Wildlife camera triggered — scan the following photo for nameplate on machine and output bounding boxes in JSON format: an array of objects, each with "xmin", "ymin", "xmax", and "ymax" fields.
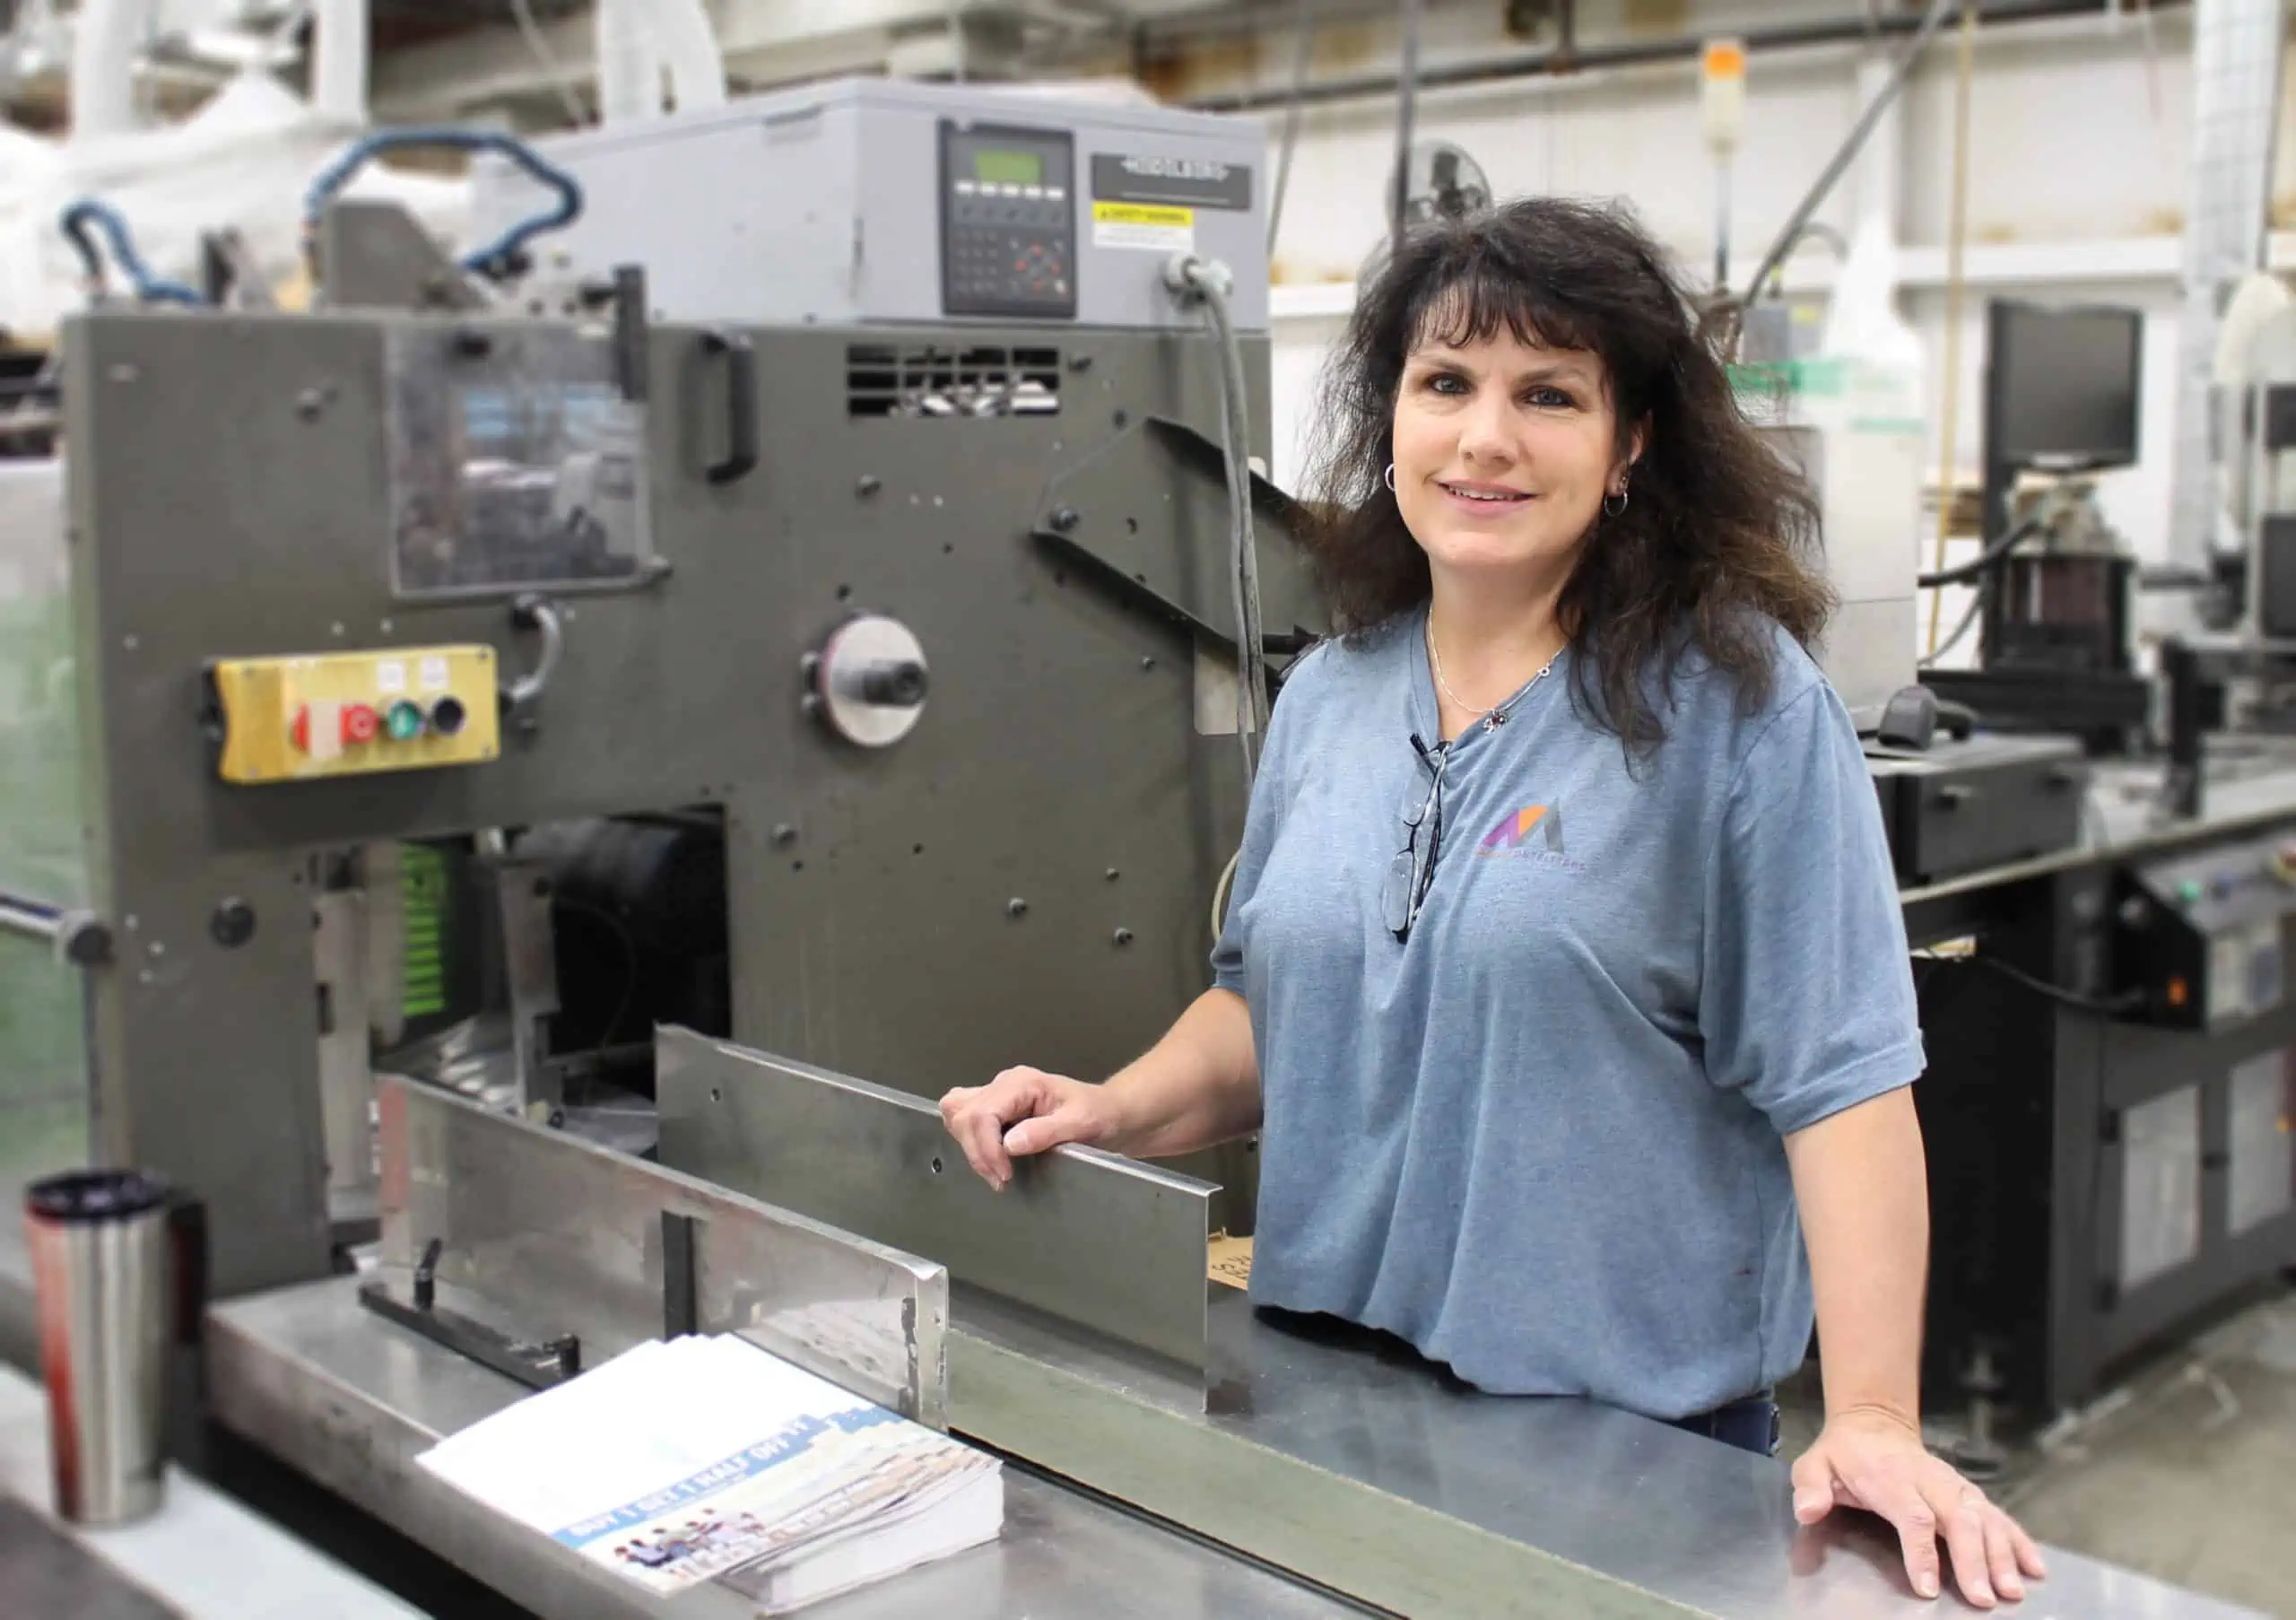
[{"xmin": 1089, "ymin": 153, "xmax": 1253, "ymax": 212}]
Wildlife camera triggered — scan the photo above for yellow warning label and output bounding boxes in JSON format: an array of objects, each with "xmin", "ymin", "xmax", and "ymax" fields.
[
  {"xmin": 1091, "ymin": 200, "xmax": 1195, "ymax": 251},
  {"xmin": 1092, "ymin": 202, "xmax": 1192, "ymax": 228}
]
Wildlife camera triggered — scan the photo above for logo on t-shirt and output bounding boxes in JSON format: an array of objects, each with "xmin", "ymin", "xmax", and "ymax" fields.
[{"xmin": 1478, "ymin": 804, "xmax": 1564, "ymax": 857}]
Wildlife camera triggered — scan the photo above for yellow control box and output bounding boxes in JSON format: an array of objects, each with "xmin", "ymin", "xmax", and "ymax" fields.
[{"xmin": 210, "ymin": 646, "xmax": 500, "ymax": 786}]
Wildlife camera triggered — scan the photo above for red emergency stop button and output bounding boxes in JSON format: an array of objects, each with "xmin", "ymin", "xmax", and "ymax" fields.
[
  {"xmin": 289, "ymin": 705, "xmax": 310, "ymax": 754},
  {"xmin": 341, "ymin": 703, "xmax": 379, "ymax": 745}
]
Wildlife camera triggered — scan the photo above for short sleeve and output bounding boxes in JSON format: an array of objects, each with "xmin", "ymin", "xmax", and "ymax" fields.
[
  {"xmin": 1210, "ymin": 650, "xmax": 1318, "ymax": 995},
  {"xmin": 1700, "ymin": 682, "xmax": 1925, "ymax": 1135}
]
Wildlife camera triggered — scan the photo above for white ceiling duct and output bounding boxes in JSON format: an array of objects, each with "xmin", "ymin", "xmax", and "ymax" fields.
[
  {"xmin": 66, "ymin": 0, "xmax": 144, "ymax": 143},
  {"xmin": 309, "ymin": 0, "xmax": 369, "ymax": 126},
  {"xmin": 374, "ymin": 0, "xmax": 1234, "ymax": 124},
  {"xmin": 596, "ymin": 0, "xmax": 726, "ymax": 126}
]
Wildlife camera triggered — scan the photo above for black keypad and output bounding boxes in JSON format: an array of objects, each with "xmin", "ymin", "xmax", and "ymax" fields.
[{"xmin": 940, "ymin": 127, "xmax": 1076, "ymax": 316}]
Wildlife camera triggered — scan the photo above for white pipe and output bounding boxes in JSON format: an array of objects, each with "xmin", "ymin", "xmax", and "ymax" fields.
[
  {"xmin": 1849, "ymin": 50, "xmax": 1901, "ymax": 244},
  {"xmin": 311, "ymin": 0, "xmax": 369, "ymax": 126},
  {"xmin": 652, "ymin": 0, "xmax": 727, "ymax": 113},
  {"xmin": 595, "ymin": 0, "xmax": 659, "ymax": 125},
  {"xmin": 67, "ymin": 0, "xmax": 146, "ymax": 144}
]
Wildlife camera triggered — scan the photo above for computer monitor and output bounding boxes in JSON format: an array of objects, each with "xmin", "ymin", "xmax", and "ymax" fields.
[{"xmin": 1983, "ymin": 300, "xmax": 2144, "ymax": 474}]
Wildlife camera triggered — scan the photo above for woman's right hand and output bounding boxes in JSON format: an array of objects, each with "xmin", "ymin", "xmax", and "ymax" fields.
[{"xmin": 938, "ymin": 1066, "xmax": 1120, "ymax": 1191}]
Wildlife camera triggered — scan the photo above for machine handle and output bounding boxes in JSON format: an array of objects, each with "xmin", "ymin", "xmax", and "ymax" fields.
[
  {"xmin": 167, "ymin": 1195, "xmax": 209, "ymax": 1348},
  {"xmin": 0, "ymin": 891, "xmax": 62, "ymax": 943},
  {"xmin": 700, "ymin": 329, "xmax": 759, "ymax": 486},
  {"xmin": 502, "ymin": 595, "xmax": 564, "ymax": 715}
]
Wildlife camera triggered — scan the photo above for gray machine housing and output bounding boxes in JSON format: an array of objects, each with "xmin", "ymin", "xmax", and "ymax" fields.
[
  {"xmin": 39, "ymin": 266, "xmax": 1315, "ymax": 1300},
  {"xmin": 473, "ymin": 77, "xmax": 1271, "ymax": 333}
]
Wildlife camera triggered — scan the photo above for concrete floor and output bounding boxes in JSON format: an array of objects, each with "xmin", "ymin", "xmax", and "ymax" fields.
[{"xmin": 1780, "ymin": 1285, "xmax": 2296, "ymax": 1618}]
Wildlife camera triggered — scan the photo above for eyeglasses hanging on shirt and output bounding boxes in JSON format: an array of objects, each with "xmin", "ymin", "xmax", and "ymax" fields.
[{"xmin": 1383, "ymin": 734, "xmax": 1448, "ymax": 941}]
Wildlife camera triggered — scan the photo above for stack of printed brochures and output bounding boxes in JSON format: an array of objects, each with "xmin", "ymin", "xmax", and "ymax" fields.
[{"xmin": 418, "ymin": 1334, "xmax": 1004, "ymax": 1612}]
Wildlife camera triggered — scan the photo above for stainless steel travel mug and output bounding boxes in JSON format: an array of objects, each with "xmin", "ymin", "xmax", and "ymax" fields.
[{"xmin": 23, "ymin": 1169, "xmax": 196, "ymax": 1526}]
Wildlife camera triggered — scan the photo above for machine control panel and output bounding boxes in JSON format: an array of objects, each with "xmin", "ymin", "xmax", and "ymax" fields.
[
  {"xmin": 2117, "ymin": 837, "xmax": 2296, "ymax": 1028},
  {"xmin": 208, "ymin": 647, "xmax": 500, "ymax": 786},
  {"xmin": 940, "ymin": 121, "xmax": 1077, "ymax": 319}
]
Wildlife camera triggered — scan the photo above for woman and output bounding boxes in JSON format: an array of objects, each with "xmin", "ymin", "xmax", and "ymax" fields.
[{"xmin": 940, "ymin": 196, "xmax": 2045, "ymax": 1609}]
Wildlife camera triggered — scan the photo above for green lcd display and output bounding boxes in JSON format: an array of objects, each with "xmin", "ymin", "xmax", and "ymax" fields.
[{"xmin": 973, "ymin": 150, "xmax": 1043, "ymax": 187}]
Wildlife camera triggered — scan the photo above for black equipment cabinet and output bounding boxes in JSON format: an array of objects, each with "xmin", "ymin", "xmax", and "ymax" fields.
[
  {"xmin": 1871, "ymin": 736, "xmax": 2087, "ymax": 886},
  {"xmin": 1907, "ymin": 841, "xmax": 2296, "ymax": 1420}
]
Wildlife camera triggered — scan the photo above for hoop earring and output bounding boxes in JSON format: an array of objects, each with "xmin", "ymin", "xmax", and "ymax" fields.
[
  {"xmin": 1602, "ymin": 488, "xmax": 1629, "ymax": 518},
  {"xmin": 1382, "ymin": 463, "xmax": 1396, "ymax": 492}
]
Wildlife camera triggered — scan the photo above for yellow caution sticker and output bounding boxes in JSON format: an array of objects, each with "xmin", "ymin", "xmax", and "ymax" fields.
[{"xmin": 1091, "ymin": 200, "xmax": 1195, "ymax": 253}]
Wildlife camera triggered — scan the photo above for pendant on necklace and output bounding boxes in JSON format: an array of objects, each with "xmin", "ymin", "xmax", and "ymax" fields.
[{"xmin": 1484, "ymin": 712, "xmax": 1506, "ymax": 731}]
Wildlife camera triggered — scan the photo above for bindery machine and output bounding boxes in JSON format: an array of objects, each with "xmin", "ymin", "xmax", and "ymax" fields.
[{"xmin": 0, "ymin": 79, "xmax": 2265, "ymax": 1618}]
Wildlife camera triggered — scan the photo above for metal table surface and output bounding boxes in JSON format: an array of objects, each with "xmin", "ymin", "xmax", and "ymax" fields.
[
  {"xmin": 0, "ymin": 1360, "xmax": 425, "ymax": 1620},
  {"xmin": 204, "ymin": 1276, "xmax": 1361, "ymax": 1620},
  {"xmin": 0, "ymin": 1497, "xmax": 181, "ymax": 1620},
  {"xmin": 952, "ymin": 1290, "xmax": 2268, "ymax": 1620},
  {"xmin": 1207, "ymin": 1300, "xmax": 2266, "ymax": 1619}
]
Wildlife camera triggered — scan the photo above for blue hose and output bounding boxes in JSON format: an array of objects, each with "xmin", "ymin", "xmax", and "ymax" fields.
[
  {"xmin": 57, "ymin": 199, "xmax": 204, "ymax": 306},
  {"xmin": 303, "ymin": 126, "xmax": 584, "ymax": 276}
]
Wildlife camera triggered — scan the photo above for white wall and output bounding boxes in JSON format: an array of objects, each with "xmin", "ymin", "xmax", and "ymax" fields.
[{"xmin": 1240, "ymin": 4, "xmax": 2296, "ymax": 665}]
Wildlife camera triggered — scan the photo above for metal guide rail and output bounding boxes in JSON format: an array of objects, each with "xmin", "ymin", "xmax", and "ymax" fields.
[
  {"xmin": 365, "ymin": 1076, "xmax": 947, "ymax": 1424},
  {"xmin": 654, "ymin": 1026, "xmax": 1218, "ymax": 1375}
]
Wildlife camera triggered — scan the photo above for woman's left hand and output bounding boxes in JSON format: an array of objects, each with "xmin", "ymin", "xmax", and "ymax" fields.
[{"xmin": 1791, "ymin": 1409, "xmax": 2047, "ymax": 1608}]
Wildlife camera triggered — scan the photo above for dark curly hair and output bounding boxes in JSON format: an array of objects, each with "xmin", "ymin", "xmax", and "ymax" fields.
[{"xmin": 1298, "ymin": 196, "xmax": 1831, "ymax": 753}]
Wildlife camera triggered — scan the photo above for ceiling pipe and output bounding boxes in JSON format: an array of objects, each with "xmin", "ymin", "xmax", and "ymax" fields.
[{"xmin": 1181, "ymin": 0, "xmax": 2186, "ymax": 116}]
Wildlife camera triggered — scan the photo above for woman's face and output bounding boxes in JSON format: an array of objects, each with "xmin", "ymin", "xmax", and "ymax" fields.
[{"xmin": 1389, "ymin": 322, "xmax": 1637, "ymax": 588}]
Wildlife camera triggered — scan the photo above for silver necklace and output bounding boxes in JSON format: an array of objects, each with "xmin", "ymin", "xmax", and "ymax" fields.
[{"xmin": 1427, "ymin": 616, "xmax": 1561, "ymax": 732}]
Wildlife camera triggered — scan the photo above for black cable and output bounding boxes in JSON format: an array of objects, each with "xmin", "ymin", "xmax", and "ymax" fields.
[
  {"xmin": 1918, "ymin": 517, "xmax": 2041, "ymax": 589},
  {"xmin": 1736, "ymin": 0, "xmax": 1956, "ymax": 304},
  {"xmin": 1391, "ymin": 0, "xmax": 1424, "ymax": 253},
  {"xmin": 1974, "ymin": 953, "xmax": 2143, "ymax": 1015},
  {"xmin": 1917, "ymin": 588, "xmax": 1984, "ymax": 668},
  {"xmin": 1266, "ymin": 0, "xmax": 1319, "ymax": 257}
]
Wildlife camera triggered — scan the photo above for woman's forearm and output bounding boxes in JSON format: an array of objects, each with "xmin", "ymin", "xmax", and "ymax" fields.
[
  {"xmin": 1783, "ymin": 1084, "xmax": 1929, "ymax": 1427},
  {"xmin": 1100, "ymin": 988, "xmax": 1262, "ymax": 1159}
]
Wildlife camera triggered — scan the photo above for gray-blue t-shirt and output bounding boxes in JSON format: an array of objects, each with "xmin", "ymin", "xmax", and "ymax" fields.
[{"xmin": 1212, "ymin": 605, "xmax": 1923, "ymax": 1419}]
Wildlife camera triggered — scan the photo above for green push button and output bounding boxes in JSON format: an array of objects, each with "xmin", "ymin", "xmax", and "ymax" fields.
[
  {"xmin": 2178, "ymin": 879, "xmax": 2204, "ymax": 906},
  {"xmin": 385, "ymin": 700, "xmax": 426, "ymax": 743}
]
